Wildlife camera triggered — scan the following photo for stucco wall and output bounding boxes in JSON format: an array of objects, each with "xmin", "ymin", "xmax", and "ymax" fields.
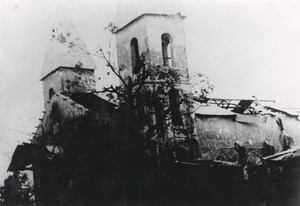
[
  {"xmin": 116, "ymin": 14, "xmax": 188, "ymax": 78},
  {"xmin": 42, "ymin": 94, "xmax": 88, "ymax": 135},
  {"xmin": 37, "ymin": 93, "xmax": 120, "ymax": 145},
  {"xmin": 145, "ymin": 15, "xmax": 188, "ymax": 73},
  {"xmin": 196, "ymin": 114, "xmax": 300, "ymax": 160},
  {"xmin": 116, "ymin": 17, "xmax": 148, "ymax": 78},
  {"xmin": 42, "ymin": 68, "xmax": 95, "ymax": 111}
]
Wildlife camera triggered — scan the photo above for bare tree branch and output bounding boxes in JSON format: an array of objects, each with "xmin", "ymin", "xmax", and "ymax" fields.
[{"xmin": 98, "ymin": 47, "xmax": 128, "ymax": 87}]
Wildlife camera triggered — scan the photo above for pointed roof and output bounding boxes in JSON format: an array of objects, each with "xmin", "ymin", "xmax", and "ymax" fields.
[
  {"xmin": 41, "ymin": 8, "xmax": 96, "ymax": 80},
  {"xmin": 114, "ymin": 0, "xmax": 185, "ymax": 32}
]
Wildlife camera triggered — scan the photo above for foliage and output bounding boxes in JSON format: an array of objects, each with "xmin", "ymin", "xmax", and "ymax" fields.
[
  {"xmin": 0, "ymin": 186, "xmax": 4, "ymax": 203},
  {"xmin": 189, "ymin": 72, "xmax": 214, "ymax": 99},
  {"xmin": 41, "ymin": 26, "xmax": 215, "ymax": 204},
  {"xmin": 52, "ymin": 28, "xmax": 215, "ymax": 162},
  {"xmin": 67, "ymin": 36, "xmax": 215, "ymax": 142},
  {"xmin": 1, "ymin": 172, "xmax": 34, "ymax": 205}
]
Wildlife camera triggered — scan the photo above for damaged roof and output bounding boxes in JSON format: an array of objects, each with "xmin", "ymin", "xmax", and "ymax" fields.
[
  {"xmin": 33, "ymin": 92, "xmax": 117, "ymax": 137},
  {"xmin": 263, "ymin": 105, "xmax": 299, "ymax": 118},
  {"xmin": 8, "ymin": 143, "xmax": 46, "ymax": 172},
  {"xmin": 263, "ymin": 146, "xmax": 300, "ymax": 162},
  {"xmin": 195, "ymin": 104, "xmax": 236, "ymax": 117},
  {"xmin": 69, "ymin": 92, "xmax": 116, "ymax": 113},
  {"xmin": 194, "ymin": 96, "xmax": 299, "ymax": 118}
]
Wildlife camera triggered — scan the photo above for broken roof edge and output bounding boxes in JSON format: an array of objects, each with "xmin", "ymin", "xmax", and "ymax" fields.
[
  {"xmin": 7, "ymin": 143, "xmax": 43, "ymax": 172},
  {"xmin": 263, "ymin": 105, "xmax": 299, "ymax": 119},
  {"xmin": 114, "ymin": 12, "xmax": 186, "ymax": 33},
  {"xmin": 68, "ymin": 92, "xmax": 118, "ymax": 111},
  {"xmin": 203, "ymin": 96, "xmax": 275, "ymax": 104},
  {"xmin": 262, "ymin": 145, "xmax": 300, "ymax": 161},
  {"xmin": 194, "ymin": 104, "xmax": 237, "ymax": 117},
  {"xmin": 40, "ymin": 66, "xmax": 94, "ymax": 81},
  {"xmin": 193, "ymin": 96, "xmax": 300, "ymax": 117},
  {"xmin": 195, "ymin": 113, "xmax": 236, "ymax": 118}
]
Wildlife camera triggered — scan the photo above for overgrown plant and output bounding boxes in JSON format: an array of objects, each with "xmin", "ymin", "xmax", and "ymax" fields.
[
  {"xmin": 51, "ymin": 22, "xmax": 214, "ymax": 143},
  {"xmin": 1, "ymin": 172, "xmax": 34, "ymax": 205},
  {"xmin": 63, "ymin": 42, "xmax": 215, "ymax": 160}
]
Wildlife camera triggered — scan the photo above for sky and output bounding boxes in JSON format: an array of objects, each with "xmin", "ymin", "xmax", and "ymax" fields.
[{"xmin": 1, "ymin": 0, "xmax": 300, "ymax": 185}]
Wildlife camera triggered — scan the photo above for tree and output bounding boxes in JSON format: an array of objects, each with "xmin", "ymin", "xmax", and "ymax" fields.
[
  {"xmin": 49, "ymin": 19, "xmax": 214, "ymax": 152},
  {"xmin": 67, "ymin": 35, "xmax": 215, "ymax": 154},
  {"xmin": 49, "ymin": 23, "xmax": 213, "ymax": 145},
  {"xmin": 1, "ymin": 172, "xmax": 34, "ymax": 205},
  {"xmin": 69, "ymin": 41, "xmax": 213, "ymax": 138},
  {"xmin": 52, "ymin": 30, "xmax": 214, "ymax": 203}
]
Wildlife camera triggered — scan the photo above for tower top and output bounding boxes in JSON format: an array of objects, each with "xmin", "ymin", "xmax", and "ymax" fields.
[
  {"xmin": 114, "ymin": 0, "xmax": 185, "ymax": 32},
  {"xmin": 41, "ymin": 8, "xmax": 96, "ymax": 80}
]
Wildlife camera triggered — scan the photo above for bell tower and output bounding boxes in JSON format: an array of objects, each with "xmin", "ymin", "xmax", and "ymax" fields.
[
  {"xmin": 114, "ymin": 0, "xmax": 188, "ymax": 78},
  {"xmin": 114, "ymin": 0, "xmax": 198, "ymax": 142},
  {"xmin": 41, "ymin": 9, "xmax": 96, "ymax": 111}
]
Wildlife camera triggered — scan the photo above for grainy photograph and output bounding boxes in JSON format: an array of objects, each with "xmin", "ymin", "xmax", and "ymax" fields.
[{"xmin": 0, "ymin": 0, "xmax": 300, "ymax": 205}]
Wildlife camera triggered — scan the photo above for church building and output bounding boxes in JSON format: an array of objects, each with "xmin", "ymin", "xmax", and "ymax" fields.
[
  {"xmin": 7, "ymin": 0, "xmax": 300, "ymax": 204},
  {"xmin": 7, "ymin": 1, "xmax": 197, "ymax": 204}
]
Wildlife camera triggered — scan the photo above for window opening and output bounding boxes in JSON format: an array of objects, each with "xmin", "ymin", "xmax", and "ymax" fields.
[
  {"xmin": 161, "ymin": 34, "xmax": 172, "ymax": 66},
  {"xmin": 49, "ymin": 88, "xmax": 54, "ymax": 100},
  {"xmin": 130, "ymin": 38, "xmax": 139, "ymax": 72}
]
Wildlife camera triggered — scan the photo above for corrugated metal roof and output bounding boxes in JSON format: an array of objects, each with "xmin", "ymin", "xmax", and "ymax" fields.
[
  {"xmin": 41, "ymin": 8, "xmax": 96, "ymax": 80},
  {"xmin": 114, "ymin": 0, "xmax": 185, "ymax": 31}
]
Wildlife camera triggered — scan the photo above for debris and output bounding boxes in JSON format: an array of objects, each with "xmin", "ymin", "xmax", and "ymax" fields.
[{"xmin": 263, "ymin": 145, "xmax": 300, "ymax": 162}]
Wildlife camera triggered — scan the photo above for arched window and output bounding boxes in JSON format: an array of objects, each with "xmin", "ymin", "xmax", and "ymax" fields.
[
  {"xmin": 130, "ymin": 38, "xmax": 139, "ymax": 71},
  {"xmin": 161, "ymin": 33, "xmax": 172, "ymax": 66},
  {"xmin": 49, "ymin": 88, "xmax": 54, "ymax": 100}
]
